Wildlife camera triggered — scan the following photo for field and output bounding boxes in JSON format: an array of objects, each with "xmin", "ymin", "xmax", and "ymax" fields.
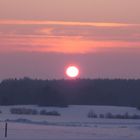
[{"xmin": 0, "ymin": 105, "xmax": 140, "ymax": 140}]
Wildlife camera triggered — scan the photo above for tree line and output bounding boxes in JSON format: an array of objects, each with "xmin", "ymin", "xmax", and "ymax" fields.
[{"xmin": 0, "ymin": 78, "xmax": 140, "ymax": 107}]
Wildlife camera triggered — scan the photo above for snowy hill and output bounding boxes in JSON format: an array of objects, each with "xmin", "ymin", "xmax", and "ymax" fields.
[{"xmin": 0, "ymin": 105, "xmax": 140, "ymax": 140}]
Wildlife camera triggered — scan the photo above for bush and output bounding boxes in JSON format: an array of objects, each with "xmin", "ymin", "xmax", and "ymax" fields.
[
  {"xmin": 124, "ymin": 112, "xmax": 129, "ymax": 119},
  {"xmin": 40, "ymin": 110, "xmax": 47, "ymax": 115},
  {"xmin": 47, "ymin": 111, "xmax": 60, "ymax": 116},
  {"xmin": 105, "ymin": 112, "xmax": 114, "ymax": 119},
  {"xmin": 131, "ymin": 114, "xmax": 140, "ymax": 119},
  {"xmin": 87, "ymin": 111, "xmax": 140, "ymax": 120},
  {"xmin": 99, "ymin": 114, "xmax": 105, "ymax": 118},
  {"xmin": 105, "ymin": 112, "xmax": 140, "ymax": 120},
  {"xmin": 10, "ymin": 108, "xmax": 38, "ymax": 115},
  {"xmin": 40, "ymin": 110, "xmax": 60, "ymax": 116},
  {"xmin": 137, "ymin": 106, "xmax": 140, "ymax": 110},
  {"xmin": 87, "ymin": 110, "xmax": 97, "ymax": 118},
  {"xmin": 115, "ymin": 114, "xmax": 125, "ymax": 119}
]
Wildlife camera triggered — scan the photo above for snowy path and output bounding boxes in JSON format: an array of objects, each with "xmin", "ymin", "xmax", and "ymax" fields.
[{"xmin": 0, "ymin": 122, "xmax": 140, "ymax": 140}]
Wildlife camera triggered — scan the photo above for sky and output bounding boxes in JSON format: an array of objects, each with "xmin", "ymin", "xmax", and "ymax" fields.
[{"xmin": 0, "ymin": 0, "xmax": 140, "ymax": 79}]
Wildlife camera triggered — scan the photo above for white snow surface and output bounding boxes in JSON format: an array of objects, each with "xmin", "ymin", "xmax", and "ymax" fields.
[{"xmin": 0, "ymin": 105, "xmax": 140, "ymax": 140}]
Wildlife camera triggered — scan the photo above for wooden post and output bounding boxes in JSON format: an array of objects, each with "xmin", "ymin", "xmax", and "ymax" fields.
[{"xmin": 5, "ymin": 121, "xmax": 8, "ymax": 138}]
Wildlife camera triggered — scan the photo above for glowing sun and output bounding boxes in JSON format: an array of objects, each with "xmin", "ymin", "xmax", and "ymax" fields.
[{"xmin": 66, "ymin": 66, "xmax": 79, "ymax": 78}]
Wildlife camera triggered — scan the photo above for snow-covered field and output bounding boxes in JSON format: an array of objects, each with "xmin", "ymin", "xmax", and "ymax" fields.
[{"xmin": 0, "ymin": 105, "xmax": 140, "ymax": 140}]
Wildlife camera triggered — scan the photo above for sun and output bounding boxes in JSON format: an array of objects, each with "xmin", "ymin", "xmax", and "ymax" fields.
[{"xmin": 66, "ymin": 66, "xmax": 79, "ymax": 78}]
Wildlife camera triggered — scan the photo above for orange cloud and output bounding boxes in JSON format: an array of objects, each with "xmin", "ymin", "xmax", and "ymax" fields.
[
  {"xmin": 0, "ymin": 35, "xmax": 140, "ymax": 54},
  {"xmin": 0, "ymin": 20, "xmax": 137, "ymax": 27},
  {"xmin": 0, "ymin": 20, "xmax": 140, "ymax": 54}
]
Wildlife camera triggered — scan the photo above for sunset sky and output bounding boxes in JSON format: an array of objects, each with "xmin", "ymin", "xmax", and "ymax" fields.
[{"xmin": 0, "ymin": 0, "xmax": 140, "ymax": 79}]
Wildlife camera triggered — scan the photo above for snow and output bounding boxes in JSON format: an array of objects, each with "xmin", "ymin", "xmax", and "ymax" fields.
[{"xmin": 0, "ymin": 105, "xmax": 140, "ymax": 140}]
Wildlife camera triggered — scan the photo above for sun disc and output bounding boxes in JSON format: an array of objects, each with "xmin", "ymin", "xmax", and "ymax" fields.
[{"xmin": 66, "ymin": 66, "xmax": 79, "ymax": 78}]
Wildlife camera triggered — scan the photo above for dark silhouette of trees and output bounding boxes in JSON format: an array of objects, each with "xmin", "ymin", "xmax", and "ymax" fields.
[{"xmin": 0, "ymin": 78, "xmax": 140, "ymax": 107}]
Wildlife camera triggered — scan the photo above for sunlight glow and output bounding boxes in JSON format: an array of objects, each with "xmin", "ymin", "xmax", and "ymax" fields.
[{"xmin": 66, "ymin": 66, "xmax": 79, "ymax": 78}]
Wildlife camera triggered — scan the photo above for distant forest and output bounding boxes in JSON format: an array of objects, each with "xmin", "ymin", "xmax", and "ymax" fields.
[{"xmin": 0, "ymin": 78, "xmax": 140, "ymax": 107}]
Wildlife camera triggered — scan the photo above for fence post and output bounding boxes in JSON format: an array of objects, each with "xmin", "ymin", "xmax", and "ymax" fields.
[{"xmin": 5, "ymin": 121, "xmax": 8, "ymax": 138}]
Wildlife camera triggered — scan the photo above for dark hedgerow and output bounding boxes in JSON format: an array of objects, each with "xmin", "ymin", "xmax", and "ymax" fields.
[
  {"xmin": 40, "ymin": 110, "xmax": 60, "ymax": 116},
  {"xmin": 10, "ymin": 108, "xmax": 38, "ymax": 115}
]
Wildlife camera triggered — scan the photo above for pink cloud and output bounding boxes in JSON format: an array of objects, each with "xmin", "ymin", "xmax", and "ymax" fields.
[
  {"xmin": 0, "ymin": 20, "xmax": 140, "ymax": 54},
  {"xmin": 0, "ymin": 20, "xmax": 137, "ymax": 27}
]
